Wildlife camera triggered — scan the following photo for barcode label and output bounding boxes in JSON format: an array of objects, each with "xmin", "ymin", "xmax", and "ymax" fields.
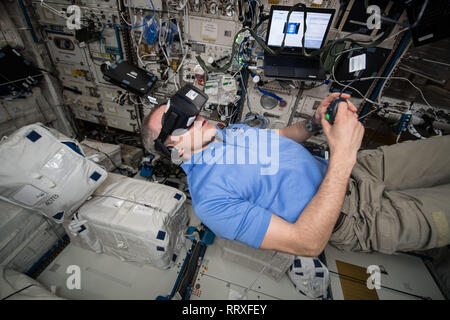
[
  {"xmin": 185, "ymin": 89, "xmax": 198, "ymax": 101},
  {"xmin": 349, "ymin": 54, "xmax": 366, "ymax": 73}
]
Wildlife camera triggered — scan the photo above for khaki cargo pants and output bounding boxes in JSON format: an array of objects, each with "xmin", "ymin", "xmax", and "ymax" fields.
[{"xmin": 330, "ymin": 135, "xmax": 450, "ymax": 254}]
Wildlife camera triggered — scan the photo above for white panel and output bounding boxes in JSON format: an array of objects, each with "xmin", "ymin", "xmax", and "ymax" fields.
[
  {"xmin": 45, "ymin": 31, "xmax": 88, "ymax": 66},
  {"xmin": 57, "ymin": 63, "xmax": 96, "ymax": 83},
  {"xmin": 32, "ymin": 2, "xmax": 68, "ymax": 26},
  {"xmin": 79, "ymin": 0, "xmax": 118, "ymax": 9},
  {"xmin": 97, "ymin": 85, "xmax": 121, "ymax": 102},
  {"xmin": 72, "ymin": 107, "xmax": 100, "ymax": 125},
  {"xmin": 102, "ymin": 101, "xmax": 136, "ymax": 119},
  {"xmin": 123, "ymin": 0, "xmax": 163, "ymax": 10},
  {"xmin": 103, "ymin": 113, "xmax": 139, "ymax": 132},
  {"xmin": 37, "ymin": 243, "xmax": 182, "ymax": 300},
  {"xmin": 324, "ymin": 245, "xmax": 445, "ymax": 300},
  {"xmin": 188, "ymin": 16, "xmax": 239, "ymax": 47},
  {"xmin": 241, "ymin": 81, "xmax": 299, "ymax": 129}
]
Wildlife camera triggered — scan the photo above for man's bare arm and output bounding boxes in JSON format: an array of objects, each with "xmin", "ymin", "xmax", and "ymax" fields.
[
  {"xmin": 260, "ymin": 100, "xmax": 364, "ymax": 256},
  {"xmin": 278, "ymin": 120, "xmax": 313, "ymax": 145},
  {"xmin": 260, "ymin": 155, "xmax": 353, "ymax": 256},
  {"xmin": 278, "ymin": 93, "xmax": 356, "ymax": 144}
]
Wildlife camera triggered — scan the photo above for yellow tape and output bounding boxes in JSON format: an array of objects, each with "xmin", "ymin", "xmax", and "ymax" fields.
[{"xmin": 71, "ymin": 70, "xmax": 86, "ymax": 77}]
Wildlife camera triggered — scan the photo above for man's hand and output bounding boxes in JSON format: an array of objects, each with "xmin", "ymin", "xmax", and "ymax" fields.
[
  {"xmin": 278, "ymin": 93, "xmax": 359, "ymax": 145},
  {"xmin": 261, "ymin": 95, "xmax": 364, "ymax": 257},
  {"xmin": 313, "ymin": 93, "xmax": 358, "ymax": 126},
  {"xmin": 321, "ymin": 97, "xmax": 364, "ymax": 169}
]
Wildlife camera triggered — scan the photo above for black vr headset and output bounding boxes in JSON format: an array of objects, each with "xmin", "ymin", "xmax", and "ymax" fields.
[{"xmin": 154, "ymin": 85, "xmax": 209, "ymax": 157}]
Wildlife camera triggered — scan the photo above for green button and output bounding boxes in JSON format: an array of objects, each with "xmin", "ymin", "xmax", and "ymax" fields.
[{"xmin": 325, "ymin": 114, "xmax": 330, "ymax": 120}]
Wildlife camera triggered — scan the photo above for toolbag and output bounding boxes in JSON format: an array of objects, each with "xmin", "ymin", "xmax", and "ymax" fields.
[
  {"xmin": 66, "ymin": 173, "xmax": 190, "ymax": 269},
  {"xmin": 0, "ymin": 123, "xmax": 107, "ymax": 223}
]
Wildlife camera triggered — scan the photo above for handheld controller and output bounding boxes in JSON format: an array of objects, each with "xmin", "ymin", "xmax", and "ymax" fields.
[{"xmin": 326, "ymin": 97, "xmax": 347, "ymax": 125}]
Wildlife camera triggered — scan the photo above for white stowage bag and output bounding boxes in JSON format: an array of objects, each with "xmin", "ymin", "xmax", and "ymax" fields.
[
  {"xmin": 65, "ymin": 174, "xmax": 190, "ymax": 269},
  {"xmin": 287, "ymin": 256, "xmax": 330, "ymax": 299},
  {"xmin": 0, "ymin": 266, "xmax": 64, "ymax": 300},
  {"xmin": 0, "ymin": 123, "xmax": 107, "ymax": 223}
]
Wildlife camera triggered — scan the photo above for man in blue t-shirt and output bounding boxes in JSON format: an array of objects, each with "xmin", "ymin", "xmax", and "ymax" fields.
[{"xmin": 142, "ymin": 93, "xmax": 450, "ymax": 256}]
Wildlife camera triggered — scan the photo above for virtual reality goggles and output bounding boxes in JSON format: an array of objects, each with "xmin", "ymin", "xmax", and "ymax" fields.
[{"xmin": 154, "ymin": 85, "xmax": 209, "ymax": 157}]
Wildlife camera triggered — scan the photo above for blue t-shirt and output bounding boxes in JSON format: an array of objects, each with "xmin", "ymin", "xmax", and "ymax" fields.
[{"xmin": 181, "ymin": 124, "xmax": 328, "ymax": 248}]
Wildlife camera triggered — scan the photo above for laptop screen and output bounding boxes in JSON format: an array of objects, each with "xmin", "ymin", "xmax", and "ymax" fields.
[{"xmin": 267, "ymin": 8, "xmax": 333, "ymax": 50}]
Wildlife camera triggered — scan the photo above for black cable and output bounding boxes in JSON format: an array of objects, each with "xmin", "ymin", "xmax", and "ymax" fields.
[
  {"xmin": 197, "ymin": 3, "xmax": 310, "ymax": 73},
  {"xmin": 328, "ymin": 270, "xmax": 432, "ymax": 300},
  {"xmin": 0, "ymin": 72, "xmax": 44, "ymax": 89},
  {"xmin": 91, "ymin": 194, "xmax": 169, "ymax": 213},
  {"xmin": 199, "ymin": 3, "xmax": 397, "ymax": 74},
  {"xmin": 36, "ymin": 68, "xmax": 56, "ymax": 78},
  {"xmin": 1, "ymin": 284, "xmax": 36, "ymax": 300}
]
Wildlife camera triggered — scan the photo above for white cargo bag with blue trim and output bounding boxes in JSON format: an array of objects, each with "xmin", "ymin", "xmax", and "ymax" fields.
[
  {"xmin": 65, "ymin": 173, "xmax": 189, "ymax": 269},
  {"xmin": 0, "ymin": 123, "xmax": 107, "ymax": 223}
]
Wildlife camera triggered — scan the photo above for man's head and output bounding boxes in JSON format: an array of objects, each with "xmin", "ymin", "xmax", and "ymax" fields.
[{"xmin": 142, "ymin": 104, "xmax": 217, "ymax": 162}]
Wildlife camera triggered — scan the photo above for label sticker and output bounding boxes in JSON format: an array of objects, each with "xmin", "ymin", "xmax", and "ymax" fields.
[
  {"xmin": 201, "ymin": 22, "xmax": 218, "ymax": 41},
  {"xmin": 104, "ymin": 91, "xmax": 114, "ymax": 99},
  {"xmin": 107, "ymin": 105, "xmax": 117, "ymax": 113},
  {"xmin": 349, "ymin": 54, "xmax": 366, "ymax": 73},
  {"xmin": 102, "ymin": 197, "xmax": 124, "ymax": 209},
  {"xmin": 204, "ymin": 80, "xmax": 219, "ymax": 95},
  {"xmin": 63, "ymin": 67, "xmax": 72, "ymax": 76},
  {"xmin": 222, "ymin": 76, "xmax": 236, "ymax": 92},
  {"xmin": 185, "ymin": 89, "xmax": 199, "ymax": 101},
  {"xmin": 12, "ymin": 185, "xmax": 48, "ymax": 206},
  {"xmin": 109, "ymin": 119, "xmax": 119, "ymax": 126}
]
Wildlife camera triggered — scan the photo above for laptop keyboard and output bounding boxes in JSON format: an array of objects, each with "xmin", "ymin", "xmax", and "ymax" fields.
[{"xmin": 265, "ymin": 55, "xmax": 321, "ymax": 78}]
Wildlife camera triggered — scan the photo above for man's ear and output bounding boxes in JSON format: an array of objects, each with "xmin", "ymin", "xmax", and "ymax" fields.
[
  {"xmin": 170, "ymin": 146, "xmax": 184, "ymax": 165},
  {"xmin": 166, "ymin": 134, "xmax": 183, "ymax": 148}
]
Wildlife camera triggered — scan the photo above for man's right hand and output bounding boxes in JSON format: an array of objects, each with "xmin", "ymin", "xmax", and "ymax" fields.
[{"xmin": 321, "ymin": 99, "xmax": 364, "ymax": 170}]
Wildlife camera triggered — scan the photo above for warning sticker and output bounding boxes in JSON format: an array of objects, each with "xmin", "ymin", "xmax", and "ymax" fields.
[{"xmin": 201, "ymin": 22, "xmax": 218, "ymax": 41}]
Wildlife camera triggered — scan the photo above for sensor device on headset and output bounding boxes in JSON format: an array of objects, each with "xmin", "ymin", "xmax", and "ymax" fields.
[{"xmin": 154, "ymin": 85, "xmax": 209, "ymax": 157}]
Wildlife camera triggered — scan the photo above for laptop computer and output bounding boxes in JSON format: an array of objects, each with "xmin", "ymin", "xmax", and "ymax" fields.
[{"xmin": 264, "ymin": 5, "xmax": 335, "ymax": 80}]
